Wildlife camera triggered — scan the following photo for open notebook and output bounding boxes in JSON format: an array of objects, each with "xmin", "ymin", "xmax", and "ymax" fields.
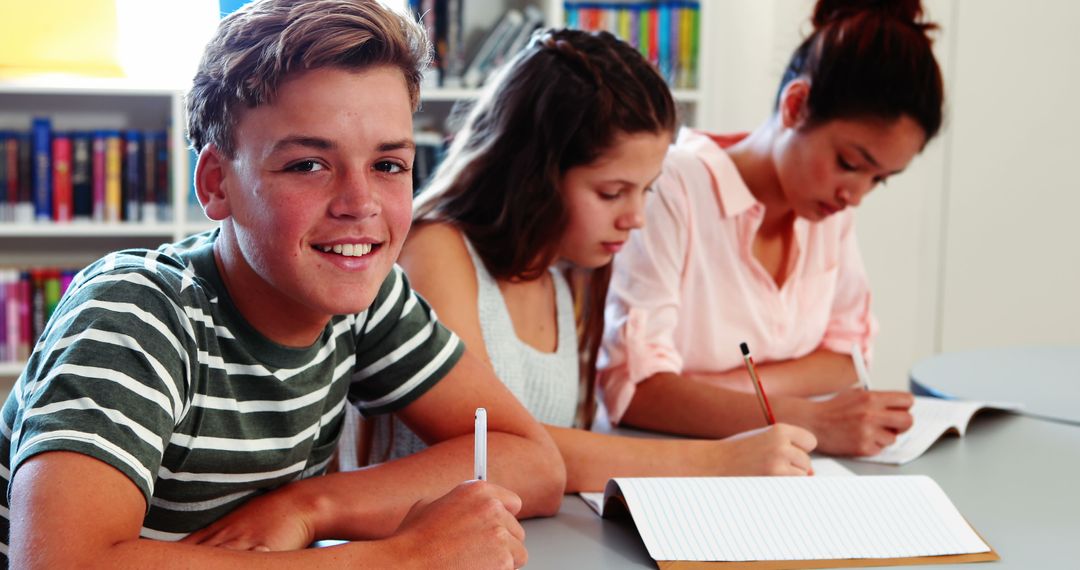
[
  {"xmin": 580, "ymin": 458, "xmax": 855, "ymax": 514},
  {"xmin": 858, "ymin": 396, "xmax": 1021, "ymax": 465},
  {"xmin": 584, "ymin": 473, "xmax": 997, "ymax": 569}
]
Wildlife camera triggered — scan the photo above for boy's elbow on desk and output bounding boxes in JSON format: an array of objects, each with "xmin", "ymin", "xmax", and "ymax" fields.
[
  {"xmin": 489, "ymin": 428, "xmax": 566, "ymax": 518},
  {"xmin": 523, "ymin": 439, "xmax": 567, "ymax": 517}
]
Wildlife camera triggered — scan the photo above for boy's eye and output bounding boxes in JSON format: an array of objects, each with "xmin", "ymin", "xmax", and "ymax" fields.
[
  {"xmin": 374, "ymin": 160, "xmax": 408, "ymax": 174},
  {"xmin": 285, "ymin": 160, "xmax": 324, "ymax": 173}
]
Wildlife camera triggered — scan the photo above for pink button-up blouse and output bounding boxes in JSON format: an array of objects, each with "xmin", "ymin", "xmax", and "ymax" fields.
[{"xmin": 598, "ymin": 129, "xmax": 877, "ymax": 424}]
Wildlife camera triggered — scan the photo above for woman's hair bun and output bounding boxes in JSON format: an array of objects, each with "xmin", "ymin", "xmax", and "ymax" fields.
[{"xmin": 812, "ymin": 0, "xmax": 933, "ymax": 32}]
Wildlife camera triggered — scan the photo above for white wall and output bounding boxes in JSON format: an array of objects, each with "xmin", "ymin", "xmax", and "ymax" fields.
[
  {"xmin": 939, "ymin": 0, "xmax": 1080, "ymax": 352},
  {"xmin": 699, "ymin": 0, "xmax": 1079, "ymax": 390}
]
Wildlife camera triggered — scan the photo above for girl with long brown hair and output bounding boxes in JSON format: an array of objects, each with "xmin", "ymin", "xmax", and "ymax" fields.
[{"xmin": 376, "ymin": 28, "xmax": 817, "ymax": 492}]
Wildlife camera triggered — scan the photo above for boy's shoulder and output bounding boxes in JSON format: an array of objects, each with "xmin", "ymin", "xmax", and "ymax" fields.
[{"xmin": 70, "ymin": 230, "xmax": 220, "ymax": 306}]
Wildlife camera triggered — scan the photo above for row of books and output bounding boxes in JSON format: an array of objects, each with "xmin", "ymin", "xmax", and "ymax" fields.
[
  {"xmin": 565, "ymin": 1, "xmax": 700, "ymax": 89},
  {"xmin": 0, "ymin": 268, "xmax": 76, "ymax": 365},
  {"xmin": 408, "ymin": 1, "xmax": 546, "ymax": 89},
  {"xmin": 0, "ymin": 119, "xmax": 173, "ymax": 224}
]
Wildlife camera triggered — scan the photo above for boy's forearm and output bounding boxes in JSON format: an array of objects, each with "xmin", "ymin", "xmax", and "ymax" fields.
[
  {"xmin": 285, "ymin": 432, "xmax": 563, "ymax": 541},
  {"xmin": 20, "ymin": 539, "xmax": 398, "ymax": 570}
]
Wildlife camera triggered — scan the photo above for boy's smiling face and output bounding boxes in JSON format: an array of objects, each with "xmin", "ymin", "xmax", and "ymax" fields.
[{"xmin": 199, "ymin": 65, "xmax": 415, "ymax": 345}]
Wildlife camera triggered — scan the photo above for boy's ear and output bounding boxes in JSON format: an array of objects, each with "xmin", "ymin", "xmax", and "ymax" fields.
[
  {"xmin": 195, "ymin": 145, "xmax": 231, "ymax": 221},
  {"xmin": 779, "ymin": 78, "xmax": 811, "ymax": 129}
]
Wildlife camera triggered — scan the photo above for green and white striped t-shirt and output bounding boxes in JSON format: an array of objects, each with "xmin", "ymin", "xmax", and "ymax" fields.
[{"xmin": 0, "ymin": 231, "xmax": 463, "ymax": 562}]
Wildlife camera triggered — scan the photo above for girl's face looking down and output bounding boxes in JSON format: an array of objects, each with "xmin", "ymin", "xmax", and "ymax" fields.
[
  {"xmin": 557, "ymin": 131, "xmax": 671, "ymax": 268},
  {"xmin": 774, "ymin": 113, "xmax": 926, "ymax": 221}
]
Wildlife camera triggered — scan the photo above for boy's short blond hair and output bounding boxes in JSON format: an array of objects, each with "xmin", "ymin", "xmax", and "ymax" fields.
[{"xmin": 187, "ymin": 0, "xmax": 431, "ymax": 157}]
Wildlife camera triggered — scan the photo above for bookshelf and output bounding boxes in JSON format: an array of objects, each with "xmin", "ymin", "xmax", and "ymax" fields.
[
  {"xmin": 0, "ymin": 78, "xmax": 212, "ymax": 390},
  {"xmin": 414, "ymin": 0, "xmax": 705, "ymax": 126}
]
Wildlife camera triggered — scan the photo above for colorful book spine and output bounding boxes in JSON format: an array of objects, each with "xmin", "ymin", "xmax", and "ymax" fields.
[
  {"xmin": 16, "ymin": 131, "xmax": 33, "ymax": 222},
  {"xmin": 658, "ymin": 2, "xmax": 671, "ymax": 82},
  {"xmin": 0, "ymin": 273, "xmax": 8, "ymax": 362},
  {"xmin": 29, "ymin": 269, "xmax": 46, "ymax": 347},
  {"xmin": 142, "ymin": 130, "xmax": 157, "ymax": 222},
  {"xmin": 565, "ymin": 2, "xmax": 579, "ymax": 29},
  {"xmin": 71, "ymin": 132, "xmax": 93, "ymax": 220},
  {"xmin": 17, "ymin": 272, "xmax": 31, "ymax": 360},
  {"xmin": 104, "ymin": 131, "xmax": 122, "ymax": 223},
  {"xmin": 6, "ymin": 272, "xmax": 16, "ymax": 362},
  {"xmin": 31, "ymin": 117, "xmax": 52, "ymax": 221},
  {"xmin": 2, "ymin": 271, "xmax": 19, "ymax": 363},
  {"xmin": 648, "ymin": 6, "xmax": 659, "ymax": 67},
  {"xmin": 617, "ymin": 6, "xmax": 631, "ymax": 42},
  {"xmin": 670, "ymin": 3, "xmax": 680, "ymax": 86},
  {"xmin": 156, "ymin": 131, "xmax": 170, "ymax": 221},
  {"xmin": 688, "ymin": 2, "xmax": 699, "ymax": 89},
  {"xmin": 52, "ymin": 133, "xmax": 73, "ymax": 222},
  {"xmin": 123, "ymin": 130, "xmax": 142, "ymax": 222},
  {"xmin": 6, "ymin": 133, "xmax": 19, "ymax": 222},
  {"xmin": 0, "ymin": 132, "xmax": 8, "ymax": 222},
  {"xmin": 92, "ymin": 131, "xmax": 106, "ymax": 222},
  {"xmin": 637, "ymin": 5, "xmax": 650, "ymax": 60},
  {"xmin": 43, "ymin": 269, "xmax": 61, "ymax": 325}
]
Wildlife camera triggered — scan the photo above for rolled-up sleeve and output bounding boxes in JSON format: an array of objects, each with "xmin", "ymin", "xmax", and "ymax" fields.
[
  {"xmin": 819, "ymin": 216, "xmax": 879, "ymax": 363},
  {"xmin": 599, "ymin": 154, "xmax": 694, "ymax": 423}
]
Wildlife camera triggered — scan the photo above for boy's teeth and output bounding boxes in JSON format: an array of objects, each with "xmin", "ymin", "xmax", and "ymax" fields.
[{"xmin": 320, "ymin": 243, "xmax": 372, "ymax": 257}]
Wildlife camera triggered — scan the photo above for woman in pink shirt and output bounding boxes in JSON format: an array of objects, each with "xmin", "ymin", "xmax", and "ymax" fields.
[{"xmin": 601, "ymin": 0, "xmax": 943, "ymax": 456}]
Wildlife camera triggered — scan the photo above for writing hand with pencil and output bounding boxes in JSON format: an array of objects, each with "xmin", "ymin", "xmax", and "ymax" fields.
[
  {"xmin": 702, "ymin": 424, "xmax": 818, "ymax": 476},
  {"xmin": 394, "ymin": 480, "xmax": 527, "ymax": 570},
  {"xmin": 740, "ymin": 342, "xmax": 913, "ymax": 457},
  {"xmin": 392, "ymin": 407, "xmax": 526, "ymax": 569}
]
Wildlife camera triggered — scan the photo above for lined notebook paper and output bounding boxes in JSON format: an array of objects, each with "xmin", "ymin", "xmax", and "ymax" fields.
[
  {"xmin": 859, "ymin": 396, "xmax": 1020, "ymax": 465},
  {"xmin": 602, "ymin": 475, "xmax": 991, "ymax": 563},
  {"xmin": 580, "ymin": 459, "xmax": 854, "ymax": 515}
]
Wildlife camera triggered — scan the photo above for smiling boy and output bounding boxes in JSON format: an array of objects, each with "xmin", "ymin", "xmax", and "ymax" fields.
[{"xmin": 1, "ymin": 1, "xmax": 563, "ymax": 568}]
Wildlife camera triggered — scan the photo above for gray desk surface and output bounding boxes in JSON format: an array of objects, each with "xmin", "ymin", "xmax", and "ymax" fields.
[
  {"xmin": 910, "ymin": 346, "xmax": 1080, "ymax": 425},
  {"xmin": 522, "ymin": 413, "xmax": 1080, "ymax": 569}
]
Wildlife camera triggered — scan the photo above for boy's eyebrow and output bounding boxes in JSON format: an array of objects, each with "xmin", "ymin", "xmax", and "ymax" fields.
[
  {"xmin": 269, "ymin": 137, "xmax": 416, "ymax": 154},
  {"xmin": 271, "ymin": 135, "xmax": 334, "ymax": 153},
  {"xmin": 377, "ymin": 139, "xmax": 416, "ymax": 152}
]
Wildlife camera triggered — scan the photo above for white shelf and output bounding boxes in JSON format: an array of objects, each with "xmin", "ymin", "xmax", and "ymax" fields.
[
  {"xmin": 0, "ymin": 75, "xmax": 184, "ymax": 97},
  {"xmin": 0, "ymin": 223, "xmax": 178, "ymax": 238},
  {"xmin": 420, "ymin": 87, "xmax": 484, "ymax": 102},
  {"xmin": 0, "ymin": 362, "xmax": 25, "ymax": 378},
  {"xmin": 671, "ymin": 89, "xmax": 702, "ymax": 103}
]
